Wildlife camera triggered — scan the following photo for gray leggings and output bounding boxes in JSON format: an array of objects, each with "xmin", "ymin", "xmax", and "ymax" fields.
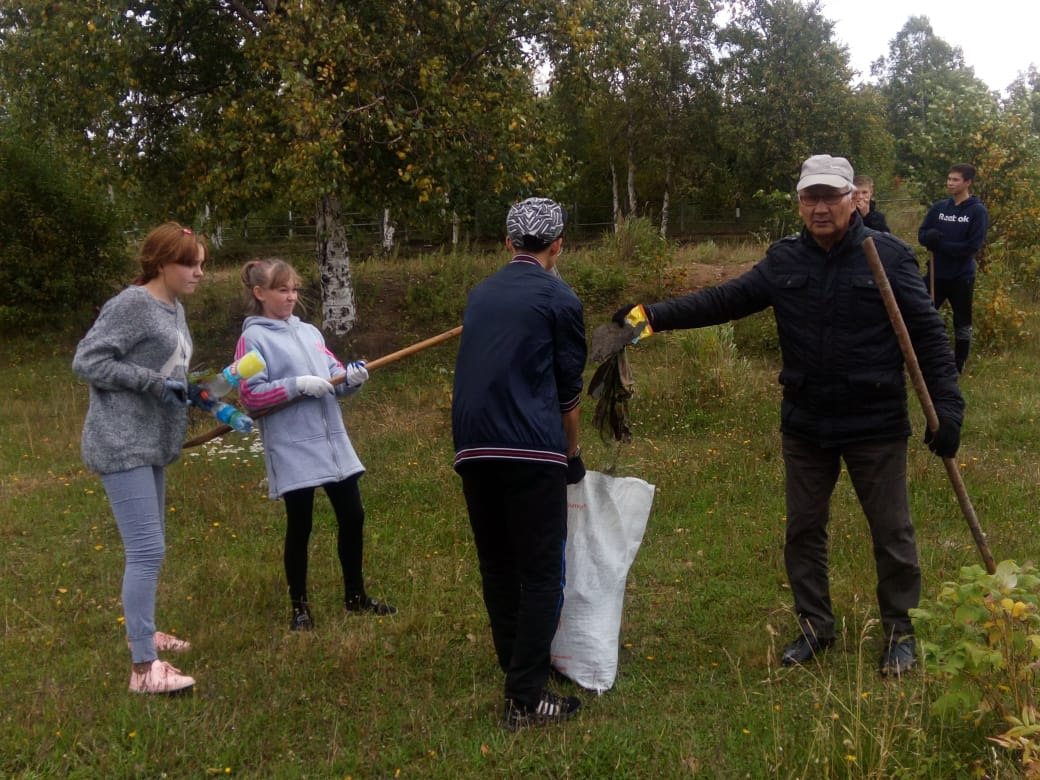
[{"xmin": 101, "ymin": 465, "xmax": 167, "ymax": 664}]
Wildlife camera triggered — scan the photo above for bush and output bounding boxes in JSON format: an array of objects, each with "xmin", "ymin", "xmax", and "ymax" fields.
[
  {"xmin": 911, "ymin": 561, "xmax": 1040, "ymax": 776},
  {"xmin": 0, "ymin": 135, "xmax": 129, "ymax": 333},
  {"xmin": 973, "ymin": 263, "xmax": 1029, "ymax": 354},
  {"xmin": 604, "ymin": 216, "xmax": 683, "ymax": 300},
  {"xmin": 564, "ymin": 257, "xmax": 627, "ymax": 310}
]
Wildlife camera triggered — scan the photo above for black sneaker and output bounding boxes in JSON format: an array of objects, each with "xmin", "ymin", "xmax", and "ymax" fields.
[
  {"xmin": 501, "ymin": 690, "xmax": 581, "ymax": 731},
  {"xmin": 289, "ymin": 605, "xmax": 314, "ymax": 632},
  {"xmin": 780, "ymin": 633, "xmax": 835, "ymax": 666},
  {"xmin": 345, "ymin": 596, "xmax": 397, "ymax": 616},
  {"xmin": 879, "ymin": 635, "xmax": 916, "ymax": 677}
]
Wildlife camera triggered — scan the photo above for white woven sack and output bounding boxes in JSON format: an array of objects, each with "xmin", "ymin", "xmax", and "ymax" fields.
[{"xmin": 551, "ymin": 470, "xmax": 654, "ymax": 693}]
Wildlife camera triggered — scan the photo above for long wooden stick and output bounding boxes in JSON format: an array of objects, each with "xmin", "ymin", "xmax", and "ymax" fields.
[
  {"xmin": 183, "ymin": 325, "xmax": 462, "ymax": 449},
  {"xmin": 863, "ymin": 237, "xmax": 995, "ymax": 574}
]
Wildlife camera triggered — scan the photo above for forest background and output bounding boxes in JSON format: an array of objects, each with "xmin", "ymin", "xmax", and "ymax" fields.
[
  {"xmin": 2, "ymin": 0, "xmax": 1040, "ymax": 337},
  {"xmin": 3, "ymin": 1, "xmax": 1040, "ymax": 778}
]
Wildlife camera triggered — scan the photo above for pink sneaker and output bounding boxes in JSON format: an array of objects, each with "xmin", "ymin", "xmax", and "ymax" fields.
[
  {"xmin": 129, "ymin": 659, "xmax": 196, "ymax": 695},
  {"xmin": 127, "ymin": 631, "xmax": 192, "ymax": 653},
  {"xmin": 154, "ymin": 631, "xmax": 191, "ymax": 652}
]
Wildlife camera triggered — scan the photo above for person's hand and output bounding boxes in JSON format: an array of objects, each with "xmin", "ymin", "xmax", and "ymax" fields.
[
  {"xmin": 923, "ymin": 228, "xmax": 943, "ymax": 250},
  {"xmin": 612, "ymin": 304, "xmax": 637, "ymax": 326},
  {"xmin": 566, "ymin": 450, "xmax": 586, "ymax": 484},
  {"xmin": 344, "ymin": 360, "xmax": 369, "ymax": 387},
  {"xmin": 296, "ymin": 375, "xmax": 334, "ymax": 397},
  {"xmin": 159, "ymin": 378, "xmax": 189, "ymax": 406},
  {"xmin": 186, "ymin": 382, "xmax": 208, "ymax": 407},
  {"xmin": 924, "ymin": 417, "xmax": 961, "ymax": 458},
  {"xmin": 611, "ymin": 303, "xmax": 653, "ymax": 341}
]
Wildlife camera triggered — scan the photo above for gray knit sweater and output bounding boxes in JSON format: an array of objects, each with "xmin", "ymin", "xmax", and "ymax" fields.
[{"xmin": 73, "ymin": 285, "xmax": 193, "ymax": 475}]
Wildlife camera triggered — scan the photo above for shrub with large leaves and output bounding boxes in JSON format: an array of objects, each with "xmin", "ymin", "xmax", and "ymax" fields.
[{"xmin": 911, "ymin": 561, "xmax": 1040, "ymax": 775}]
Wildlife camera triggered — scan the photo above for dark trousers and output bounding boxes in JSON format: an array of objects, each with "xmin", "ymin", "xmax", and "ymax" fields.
[
  {"xmin": 782, "ymin": 433, "xmax": 920, "ymax": 641},
  {"xmin": 283, "ymin": 475, "xmax": 365, "ymax": 606},
  {"xmin": 459, "ymin": 460, "xmax": 567, "ymax": 709},
  {"xmin": 933, "ymin": 275, "xmax": 975, "ymax": 371}
]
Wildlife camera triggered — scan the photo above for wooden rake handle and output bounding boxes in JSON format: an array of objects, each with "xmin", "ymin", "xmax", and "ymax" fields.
[
  {"xmin": 863, "ymin": 237, "xmax": 995, "ymax": 574},
  {"xmin": 182, "ymin": 325, "xmax": 462, "ymax": 449}
]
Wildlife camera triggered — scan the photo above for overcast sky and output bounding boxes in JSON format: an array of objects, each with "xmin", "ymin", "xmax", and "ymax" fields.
[{"xmin": 820, "ymin": 0, "xmax": 1038, "ymax": 93}]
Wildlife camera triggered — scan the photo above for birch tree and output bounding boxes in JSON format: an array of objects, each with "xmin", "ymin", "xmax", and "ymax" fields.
[{"xmin": 200, "ymin": 1, "xmax": 585, "ymax": 334}]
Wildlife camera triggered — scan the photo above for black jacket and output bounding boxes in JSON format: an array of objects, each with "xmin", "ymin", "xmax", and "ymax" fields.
[
  {"xmin": 452, "ymin": 256, "xmax": 586, "ymax": 468},
  {"xmin": 862, "ymin": 201, "xmax": 890, "ymax": 233},
  {"xmin": 645, "ymin": 216, "xmax": 963, "ymax": 446}
]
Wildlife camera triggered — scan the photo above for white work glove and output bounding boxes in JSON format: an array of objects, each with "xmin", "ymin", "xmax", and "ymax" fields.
[
  {"xmin": 344, "ymin": 360, "xmax": 369, "ymax": 387},
  {"xmin": 295, "ymin": 375, "xmax": 334, "ymax": 397}
]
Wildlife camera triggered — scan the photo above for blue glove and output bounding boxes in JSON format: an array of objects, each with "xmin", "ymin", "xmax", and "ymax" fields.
[
  {"xmin": 186, "ymin": 382, "xmax": 208, "ymax": 408},
  {"xmin": 159, "ymin": 378, "xmax": 189, "ymax": 406},
  {"xmin": 923, "ymin": 228, "xmax": 943, "ymax": 250}
]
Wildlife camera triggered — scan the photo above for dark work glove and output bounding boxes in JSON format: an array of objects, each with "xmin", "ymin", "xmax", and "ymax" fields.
[
  {"xmin": 923, "ymin": 228, "xmax": 943, "ymax": 250},
  {"xmin": 159, "ymin": 378, "xmax": 189, "ymax": 406},
  {"xmin": 924, "ymin": 417, "xmax": 961, "ymax": 458},
  {"xmin": 566, "ymin": 452, "xmax": 586, "ymax": 484},
  {"xmin": 612, "ymin": 304, "xmax": 636, "ymax": 326},
  {"xmin": 187, "ymin": 382, "xmax": 207, "ymax": 407}
]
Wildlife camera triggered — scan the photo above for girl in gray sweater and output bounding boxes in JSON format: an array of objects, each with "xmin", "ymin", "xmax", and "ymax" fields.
[
  {"xmin": 236, "ymin": 258, "xmax": 396, "ymax": 631},
  {"xmin": 73, "ymin": 222, "xmax": 207, "ymax": 695}
]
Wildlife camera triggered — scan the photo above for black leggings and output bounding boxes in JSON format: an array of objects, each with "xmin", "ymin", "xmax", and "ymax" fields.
[{"xmin": 282, "ymin": 475, "xmax": 365, "ymax": 606}]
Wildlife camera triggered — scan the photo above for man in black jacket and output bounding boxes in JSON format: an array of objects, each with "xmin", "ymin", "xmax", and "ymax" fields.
[{"xmin": 614, "ymin": 155, "xmax": 964, "ymax": 676}]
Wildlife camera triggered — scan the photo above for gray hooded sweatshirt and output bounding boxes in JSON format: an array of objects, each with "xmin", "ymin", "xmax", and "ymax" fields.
[
  {"xmin": 236, "ymin": 315, "xmax": 364, "ymax": 499},
  {"xmin": 73, "ymin": 285, "xmax": 192, "ymax": 475}
]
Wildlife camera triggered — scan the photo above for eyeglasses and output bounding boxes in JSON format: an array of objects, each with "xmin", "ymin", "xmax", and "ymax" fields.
[{"xmin": 798, "ymin": 190, "xmax": 852, "ymax": 206}]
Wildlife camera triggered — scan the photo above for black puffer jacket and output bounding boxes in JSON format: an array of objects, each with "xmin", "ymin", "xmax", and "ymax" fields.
[
  {"xmin": 862, "ymin": 201, "xmax": 890, "ymax": 233},
  {"xmin": 646, "ymin": 216, "xmax": 963, "ymax": 446}
]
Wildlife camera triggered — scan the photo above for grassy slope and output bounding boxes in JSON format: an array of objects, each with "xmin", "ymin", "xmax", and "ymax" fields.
[{"xmin": 1, "ymin": 240, "xmax": 1037, "ymax": 779}]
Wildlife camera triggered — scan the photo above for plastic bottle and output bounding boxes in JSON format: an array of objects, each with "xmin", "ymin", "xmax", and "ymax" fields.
[
  {"xmin": 212, "ymin": 400, "xmax": 254, "ymax": 434},
  {"xmin": 201, "ymin": 349, "xmax": 266, "ymax": 400}
]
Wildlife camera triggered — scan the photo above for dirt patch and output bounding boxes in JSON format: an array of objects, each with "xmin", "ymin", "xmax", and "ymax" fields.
[
  {"xmin": 342, "ymin": 274, "xmax": 414, "ymax": 360},
  {"xmin": 684, "ymin": 261, "xmax": 756, "ymax": 291}
]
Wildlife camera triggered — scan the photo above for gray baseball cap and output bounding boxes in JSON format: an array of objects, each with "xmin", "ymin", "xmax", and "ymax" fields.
[
  {"xmin": 797, "ymin": 155, "xmax": 854, "ymax": 191},
  {"xmin": 506, "ymin": 197, "xmax": 566, "ymax": 249}
]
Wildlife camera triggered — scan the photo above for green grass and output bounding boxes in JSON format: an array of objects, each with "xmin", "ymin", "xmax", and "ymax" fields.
[{"xmin": 2, "ymin": 241, "xmax": 1038, "ymax": 778}]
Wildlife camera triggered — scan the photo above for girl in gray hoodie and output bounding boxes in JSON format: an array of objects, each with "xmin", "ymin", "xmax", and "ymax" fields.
[
  {"xmin": 236, "ymin": 258, "xmax": 396, "ymax": 631},
  {"xmin": 73, "ymin": 222, "xmax": 206, "ymax": 695}
]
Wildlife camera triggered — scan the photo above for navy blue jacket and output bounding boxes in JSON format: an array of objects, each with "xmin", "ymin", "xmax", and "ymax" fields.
[
  {"xmin": 918, "ymin": 195, "xmax": 988, "ymax": 281},
  {"xmin": 452, "ymin": 256, "xmax": 586, "ymax": 468},
  {"xmin": 645, "ymin": 216, "xmax": 964, "ymax": 447}
]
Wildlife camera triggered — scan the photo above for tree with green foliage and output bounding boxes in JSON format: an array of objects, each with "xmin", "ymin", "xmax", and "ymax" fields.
[
  {"xmin": 0, "ymin": 2, "xmax": 246, "ymax": 221},
  {"xmin": 714, "ymin": 0, "xmax": 872, "ymax": 205},
  {"xmin": 0, "ymin": 133, "xmax": 128, "ymax": 333},
  {"xmin": 551, "ymin": 0, "xmax": 719, "ymax": 234},
  {"xmin": 190, "ymin": 1, "xmax": 589, "ymax": 334},
  {"xmin": 873, "ymin": 15, "xmax": 997, "ymax": 187},
  {"xmin": 1, "ymin": 2, "xmax": 591, "ymax": 334}
]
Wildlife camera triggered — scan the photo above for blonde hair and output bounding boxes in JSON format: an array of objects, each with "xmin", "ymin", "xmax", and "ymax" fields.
[
  {"xmin": 133, "ymin": 222, "xmax": 208, "ymax": 285},
  {"xmin": 241, "ymin": 258, "xmax": 303, "ymax": 316}
]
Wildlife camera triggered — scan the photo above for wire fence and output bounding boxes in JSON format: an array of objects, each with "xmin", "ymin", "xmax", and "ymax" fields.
[
  {"xmin": 181, "ymin": 203, "xmax": 778, "ymax": 250},
  {"xmin": 133, "ymin": 196, "xmax": 925, "ymax": 253}
]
